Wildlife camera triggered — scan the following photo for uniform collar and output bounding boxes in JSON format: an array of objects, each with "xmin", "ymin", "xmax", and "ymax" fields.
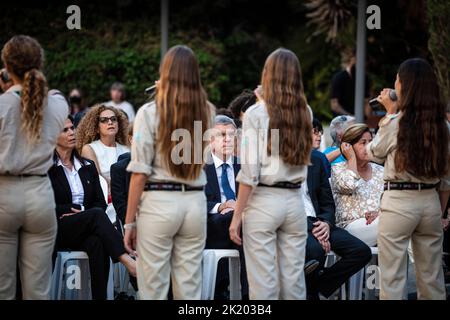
[{"xmin": 6, "ymin": 84, "xmax": 23, "ymax": 93}]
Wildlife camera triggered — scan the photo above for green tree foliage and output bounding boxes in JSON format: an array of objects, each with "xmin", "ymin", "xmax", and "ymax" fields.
[
  {"xmin": 427, "ymin": 0, "xmax": 450, "ymax": 106},
  {"xmin": 0, "ymin": 0, "xmax": 438, "ymax": 120},
  {"xmin": 45, "ymin": 25, "xmax": 229, "ymax": 108}
]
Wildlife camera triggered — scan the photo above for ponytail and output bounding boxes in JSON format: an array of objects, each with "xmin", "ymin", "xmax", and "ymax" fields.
[
  {"xmin": 21, "ymin": 68, "xmax": 48, "ymax": 142},
  {"xmin": 1, "ymin": 35, "xmax": 48, "ymax": 143}
]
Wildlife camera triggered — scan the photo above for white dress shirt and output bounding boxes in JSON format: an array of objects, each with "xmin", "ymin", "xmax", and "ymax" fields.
[
  {"xmin": 302, "ymin": 181, "xmax": 316, "ymax": 218},
  {"xmin": 209, "ymin": 153, "xmax": 236, "ymax": 214},
  {"xmin": 58, "ymin": 157, "xmax": 85, "ymax": 210}
]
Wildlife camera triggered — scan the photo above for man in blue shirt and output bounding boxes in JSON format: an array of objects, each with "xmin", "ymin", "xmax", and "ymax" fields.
[{"xmin": 323, "ymin": 115, "xmax": 355, "ymax": 166}]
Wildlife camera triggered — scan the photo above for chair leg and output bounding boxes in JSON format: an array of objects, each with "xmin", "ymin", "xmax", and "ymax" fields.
[
  {"xmin": 340, "ymin": 283, "xmax": 347, "ymax": 300},
  {"xmin": 57, "ymin": 254, "xmax": 69, "ymax": 300},
  {"xmin": 51, "ymin": 253, "xmax": 62, "ymax": 300},
  {"xmin": 364, "ymin": 253, "xmax": 380, "ymax": 300},
  {"xmin": 348, "ymin": 269, "xmax": 364, "ymax": 300},
  {"xmin": 201, "ymin": 251, "xmax": 218, "ymax": 300},
  {"xmin": 107, "ymin": 259, "xmax": 114, "ymax": 300},
  {"xmin": 119, "ymin": 263, "xmax": 130, "ymax": 293},
  {"xmin": 228, "ymin": 257, "xmax": 241, "ymax": 300}
]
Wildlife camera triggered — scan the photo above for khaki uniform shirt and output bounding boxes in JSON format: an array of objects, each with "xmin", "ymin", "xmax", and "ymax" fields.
[
  {"xmin": 127, "ymin": 101, "xmax": 215, "ymax": 186},
  {"xmin": 236, "ymin": 101, "xmax": 312, "ymax": 187},
  {"xmin": 0, "ymin": 84, "xmax": 68, "ymax": 175},
  {"xmin": 366, "ymin": 113, "xmax": 450, "ymax": 191}
]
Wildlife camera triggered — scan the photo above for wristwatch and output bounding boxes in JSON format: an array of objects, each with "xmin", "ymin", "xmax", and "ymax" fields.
[{"xmin": 124, "ymin": 222, "xmax": 137, "ymax": 230}]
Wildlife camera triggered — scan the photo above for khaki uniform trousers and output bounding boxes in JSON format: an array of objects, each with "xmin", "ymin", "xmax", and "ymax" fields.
[
  {"xmin": 378, "ymin": 189, "xmax": 446, "ymax": 300},
  {"xmin": 0, "ymin": 176, "xmax": 57, "ymax": 300},
  {"xmin": 242, "ymin": 186, "xmax": 307, "ymax": 300},
  {"xmin": 136, "ymin": 190, "xmax": 206, "ymax": 300}
]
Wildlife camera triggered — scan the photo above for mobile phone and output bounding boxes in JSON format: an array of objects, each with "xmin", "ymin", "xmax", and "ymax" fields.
[
  {"xmin": 145, "ymin": 84, "xmax": 156, "ymax": 95},
  {"xmin": 71, "ymin": 204, "xmax": 82, "ymax": 210},
  {"xmin": 0, "ymin": 69, "xmax": 9, "ymax": 83},
  {"xmin": 369, "ymin": 90, "xmax": 397, "ymax": 112}
]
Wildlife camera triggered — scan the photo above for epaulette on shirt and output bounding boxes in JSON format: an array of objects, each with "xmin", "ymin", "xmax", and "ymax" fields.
[{"xmin": 379, "ymin": 112, "xmax": 399, "ymax": 127}]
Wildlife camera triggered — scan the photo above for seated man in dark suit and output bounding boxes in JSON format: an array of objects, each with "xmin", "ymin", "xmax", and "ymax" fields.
[
  {"xmin": 111, "ymin": 152, "xmax": 131, "ymax": 226},
  {"xmin": 49, "ymin": 115, "xmax": 136, "ymax": 300},
  {"xmin": 205, "ymin": 115, "xmax": 248, "ymax": 299},
  {"xmin": 111, "ymin": 123, "xmax": 133, "ymax": 226},
  {"xmin": 110, "ymin": 124, "xmax": 139, "ymax": 296},
  {"xmin": 305, "ymin": 149, "xmax": 372, "ymax": 299}
]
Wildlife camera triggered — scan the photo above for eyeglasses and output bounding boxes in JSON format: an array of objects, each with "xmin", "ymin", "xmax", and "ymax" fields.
[
  {"xmin": 63, "ymin": 126, "xmax": 75, "ymax": 133},
  {"xmin": 312, "ymin": 128, "xmax": 323, "ymax": 136},
  {"xmin": 99, "ymin": 116, "xmax": 118, "ymax": 124}
]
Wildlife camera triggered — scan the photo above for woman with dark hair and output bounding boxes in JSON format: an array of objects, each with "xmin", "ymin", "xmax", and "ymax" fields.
[
  {"xmin": 49, "ymin": 115, "xmax": 136, "ymax": 300},
  {"xmin": 228, "ymin": 89, "xmax": 257, "ymax": 127},
  {"xmin": 368, "ymin": 58, "xmax": 450, "ymax": 299},
  {"xmin": 0, "ymin": 35, "xmax": 68, "ymax": 299},
  {"xmin": 229, "ymin": 48, "xmax": 313, "ymax": 299},
  {"xmin": 124, "ymin": 45, "xmax": 214, "ymax": 300}
]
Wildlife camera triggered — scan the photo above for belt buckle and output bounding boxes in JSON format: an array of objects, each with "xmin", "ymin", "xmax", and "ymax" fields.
[
  {"xmin": 181, "ymin": 184, "xmax": 186, "ymax": 192},
  {"xmin": 387, "ymin": 181, "xmax": 391, "ymax": 191},
  {"xmin": 418, "ymin": 183, "xmax": 421, "ymax": 191}
]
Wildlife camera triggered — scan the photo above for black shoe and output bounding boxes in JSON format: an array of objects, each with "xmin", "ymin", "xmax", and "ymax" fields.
[
  {"xmin": 214, "ymin": 290, "xmax": 230, "ymax": 300},
  {"xmin": 114, "ymin": 292, "xmax": 135, "ymax": 300},
  {"xmin": 307, "ymin": 292, "xmax": 320, "ymax": 300},
  {"xmin": 304, "ymin": 259, "xmax": 320, "ymax": 276},
  {"xmin": 444, "ymin": 271, "xmax": 450, "ymax": 284}
]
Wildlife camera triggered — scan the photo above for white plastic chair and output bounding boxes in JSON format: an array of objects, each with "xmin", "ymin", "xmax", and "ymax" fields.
[
  {"xmin": 51, "ymin": 251, "xmax": 92, "ymax": 300},
  {"xmin": 325, "ymin": 251, "xmax": 347, "ymax": 300},
  {"xmin": 201, "ymin": 249, "xmax": 241, "ymax": 300},
  {"xmin": 51, "ymin": 251, "xmax": 114, "ymax": 300},
  {"xmin": 349, "ymin": 246, "xmax": 413, "ymax": 300},
  {"xmin": 347, "ymin": 246, "xmax": 378, "ymax": 300}
]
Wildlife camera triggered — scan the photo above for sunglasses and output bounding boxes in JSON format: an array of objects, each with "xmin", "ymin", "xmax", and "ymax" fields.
[
  {"xmin": 63, "ymin": 126, "xmax": 75, "ymax": 133},
  {"xmin": 99, "ymin": 116, "xmax": 118, "ymax": 124}
]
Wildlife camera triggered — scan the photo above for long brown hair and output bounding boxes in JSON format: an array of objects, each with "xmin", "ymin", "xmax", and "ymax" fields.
[
  {"xmin": 1, "ymin": 35, "xmax": 48, "ymax": 143},
  {"xmin": 262, "ymin": 48, "xmax": 312, "ymax": 165},
  {"xmin": 76, "ymin": 104, "xmax": 129, "ymax": 153},
  {"xmin": 156, "ymin": 45, "xmax": 211, "ymax": 180},
  {"xmin": 395, "ymin": 58, "xmax": 449, "ymax": 179}
]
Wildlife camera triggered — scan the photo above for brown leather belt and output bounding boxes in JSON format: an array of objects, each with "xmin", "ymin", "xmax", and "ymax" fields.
[
  {"xmin": 1, "ymin": 174, "xmax": 47, "ymax": 178},
  {"xmin": 384, "ymin": 182, "xmax": 438, "ymax": 191},
  {"xmin": 144, "ymin": 182, "xmax": 204, "ymax": 192},
  {"xmin": 258, "ymin": 182, "xmax": 302, "ymax": 189}
]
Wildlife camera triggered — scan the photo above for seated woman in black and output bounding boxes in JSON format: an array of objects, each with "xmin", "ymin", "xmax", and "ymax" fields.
[{"xmin": 49, "ymin": 115, "xmax": 136, "ymax": 300}]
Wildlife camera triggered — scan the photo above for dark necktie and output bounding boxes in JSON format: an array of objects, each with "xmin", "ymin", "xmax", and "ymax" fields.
[{"xmin": 221, "ymin": 163, "xmax": 236, "ymax": 200}]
